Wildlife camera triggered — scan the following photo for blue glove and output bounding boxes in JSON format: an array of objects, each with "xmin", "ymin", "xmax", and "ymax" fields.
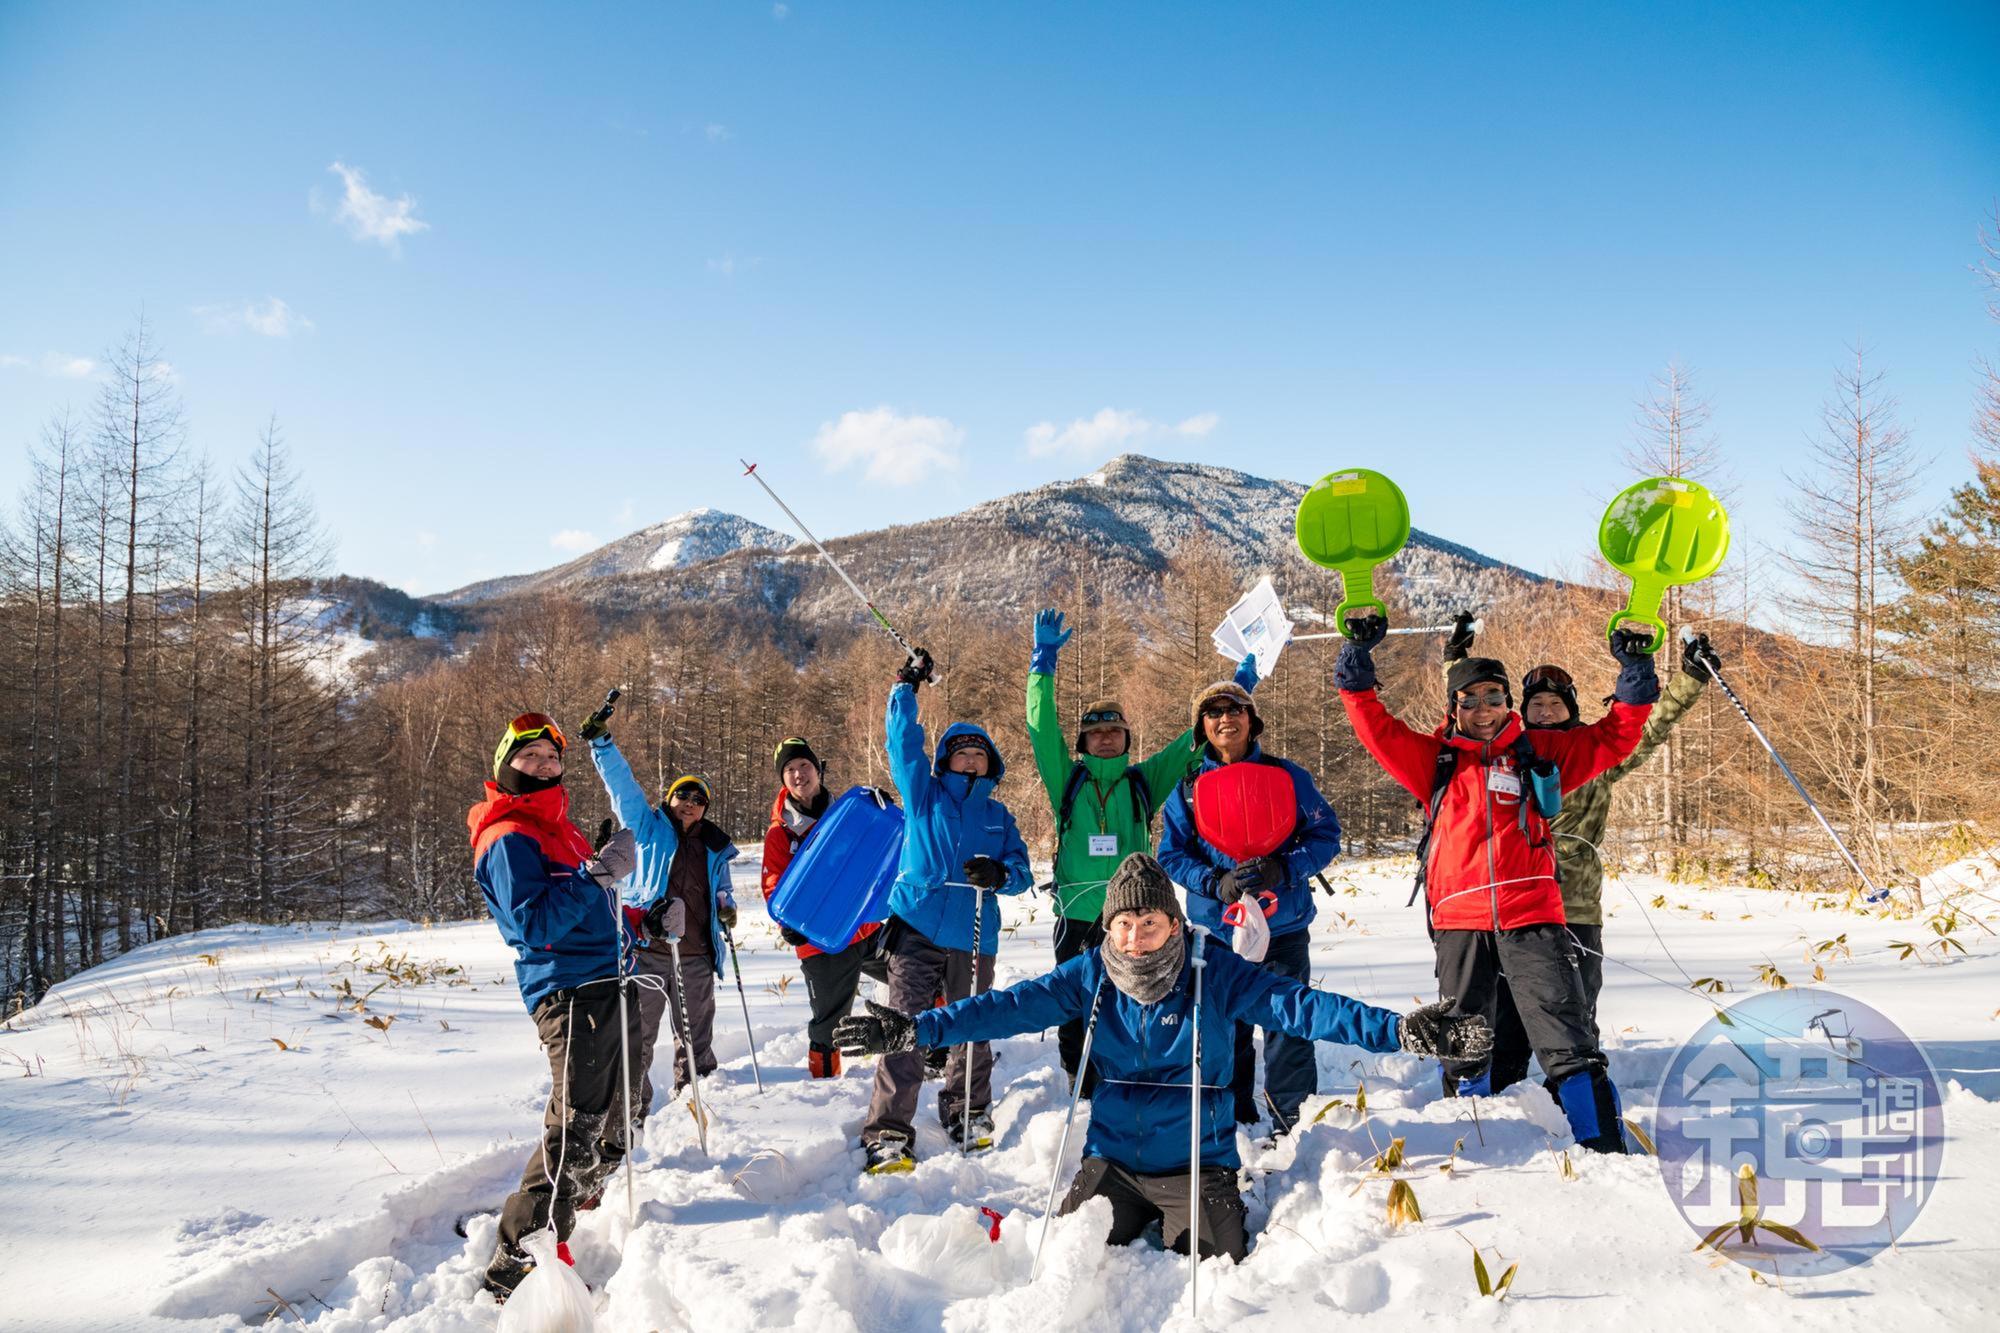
[
  {"xmin": 1031, "ymin": 608, "xmax": 1072, "ymax": 675},
  {"xmin": 1233, "ymin": 653, "xmax": 1260, "ymax": 692},
  {"xmin": 1609, "ymin": 628, "xmax": 1661, "ymax": 705},
  {"xmin": 1334, "ymin": 614, "xmax": 1387, "ymax": 692}
]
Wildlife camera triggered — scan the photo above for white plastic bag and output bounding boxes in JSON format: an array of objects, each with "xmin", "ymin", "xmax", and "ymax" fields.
[
  {"xmin": 497, "ymin": 1229, "xmax": 596, "ymax": 1333},
  {"xmin": 1222, "ymin": 892, "xmax": 1274, "ymax": 964}
]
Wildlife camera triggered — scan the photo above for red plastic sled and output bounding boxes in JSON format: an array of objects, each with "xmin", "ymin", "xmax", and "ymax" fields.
[{"xmin": 1192, "ymin": 763, "xmax": 1297, "ymax": 861}]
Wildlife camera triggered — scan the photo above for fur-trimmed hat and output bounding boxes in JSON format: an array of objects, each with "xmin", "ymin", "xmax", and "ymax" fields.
[
  {"xmin": 1101, "ymin": 853, "xmax": 1184, "ymax": 925},
  {"xmin": 1190, "ymin": 680, "xmax": 1263, "ymax": 749}
]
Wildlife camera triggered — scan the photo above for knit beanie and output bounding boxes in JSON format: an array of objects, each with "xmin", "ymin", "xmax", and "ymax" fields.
[
  {"xmin": 665, "ymin": 774, "xmax": 712, "ymax": 805},
  {"xmin": 1446, "ymin": 657, "xmax": 1512, "ymax": 706},
  {"xmin": 1188, "ymin": 681, "xmax": 1264, "ymax": 749},
  {"xmin": 1100, "ymin": 853, "xmax": 1185, "ymax": 925},
  {"xmin": 773, "ymin": 736, "xmax": 824, "ymax": 777}
]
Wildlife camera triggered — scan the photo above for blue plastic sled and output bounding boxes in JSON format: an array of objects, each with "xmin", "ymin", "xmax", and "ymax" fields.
[{"xmin": 767, "ymin": 785, "xmax": 905, "ymax": 953}]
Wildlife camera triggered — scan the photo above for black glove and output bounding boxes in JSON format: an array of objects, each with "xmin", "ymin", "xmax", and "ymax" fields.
[
  {"xmin": 1444, "ymin": 610, "xmax": 1477, "ymax": 663},
  {"xmin": 895, "ymin": 648, "xmax": 935, "ymax": 688},
  {"xmin": 1334, "ymin": 612, "xmax": 1387, "ymax": 693},
  {"xmin": 833, "ymin": 999, "xmax": 917, "ymax": 1057},
  {"xmin": 964, "ymin": 856, "xmax": 1008, "ymax": 889},
  {"xmin": 1215, "ymin": 859, "xmax": 1269, "ymax": 905},
  {"xmin": 1399, "ymin": 996, "xmax": 1495, "ymax": 1061},
  {"xmin": 1681, "ymin": 632, "xmax": 1719, "ymax": 683},
  {"xmin": 646, "ymin": 898, "xmax": 687, "ymax": 942},
  {"xmin": 780, "ymin": 924, "xmax": 810, "ymax": 947},
  {"xmin": 593, "ymin": 818, "xmax": 615, "ymax": 853},
  {"xmin": 1608, "ymin": 627, "xmax": 1662, "ymax": 705},
  {"xmin": 717, "ymin": 899, "xmax": 738, "ymax": 931}
]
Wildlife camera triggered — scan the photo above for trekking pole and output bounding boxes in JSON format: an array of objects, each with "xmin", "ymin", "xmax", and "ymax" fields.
[
  {"xmin": 1289, "ymin": 619, "xmax": 1481, "ymax": 642},
  {"xmin": 740, "ymin": 459, "xmax": 938, "ymax": 677},
  {"xmin": 1032, "ymin": 979, "xmax": 1106, "ymax": 1282},
  {"xmin": 1186, "ymin": 926, "xmax": 1208, "ymax": 1315},
  {"xmin": 720, "ymin": 920, "xmax": 765, "ymax": 1094},
  {"xmin": 963, "ymin": 881, "xmax": 985, "ymax": 1153},
  {"xmin": 662, "ymin": 907, "xmax": 710, "ymax": 1157},
  {"xmin": 1683, "ymin": 629, "xmax": 1895, "ymax": 905}
]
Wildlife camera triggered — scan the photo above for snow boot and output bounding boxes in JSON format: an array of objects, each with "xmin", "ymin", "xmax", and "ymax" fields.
[
  {"xmin": 809, "ymin": 1044, "xmax": 842, "ymax": 1078},
  {"xmin": 481, "ymin": 1241, "xmax": 533, "ymax": 1303},
  {"xmin": 948, "ymin": 1109, "xmax": 995, "ymax": 1152},
  {"xmin": 864, "ymin": 1131, "xmax": 916, "ymax": 1175},
  {"xmin": 1554, "ymin": 1069, "xmax": 1629, "ymax": 1154}
]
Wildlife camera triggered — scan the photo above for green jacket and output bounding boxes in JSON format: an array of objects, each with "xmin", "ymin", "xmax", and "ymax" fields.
[
  {"xmin": 1549, "ymin": 670, "xmax": 1706, "ymax": 924},
  {"xmin": 1026, "ymin": 669, "xmax": 1205, "ymax": 921},
  {"xmin": 1435, "ymin": 665, "xmax": 1705, "ymax": 924}
]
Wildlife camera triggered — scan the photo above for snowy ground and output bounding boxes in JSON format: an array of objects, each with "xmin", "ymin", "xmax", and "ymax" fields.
[{"xmin": 4, "ymin": 851, "xmax": 1997, "ymax": 1333}]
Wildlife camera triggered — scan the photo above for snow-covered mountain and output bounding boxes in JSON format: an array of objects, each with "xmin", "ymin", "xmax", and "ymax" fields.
[
  {"xmin": 435, "ymin": 507, "xmax": 798, "ymax": 605},
  {"xmin": 436, "ymin": 455, "xmax": 1545, "ymax": 633}
]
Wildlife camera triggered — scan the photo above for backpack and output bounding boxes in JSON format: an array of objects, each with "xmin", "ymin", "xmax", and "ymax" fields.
[
  {"xmin": 1405, "ymin": 731, "xmax": 1561, "ymax": 907},
  {"xmin": 1058, "ymin": 762, "xmax": 1154, "ymax": 841}
]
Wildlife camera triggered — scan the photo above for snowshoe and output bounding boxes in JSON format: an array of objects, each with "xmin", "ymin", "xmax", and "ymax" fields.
[
  {"xmin": 864, "ymin": 1132, "xmax": 916, "ymax": 1175},
  {"xmin": 949, "ymin": 1110, "xmax": 995, "ymax": 1152}
]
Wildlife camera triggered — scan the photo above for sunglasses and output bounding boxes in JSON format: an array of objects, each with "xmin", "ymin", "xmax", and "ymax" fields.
[
  {"xmin": 1522, "ymin": 664, "xmax": 1574, "ymax": 690},
  {"xmin": 1454, "ymin": 689, "xmax": 1509, "ymax": 710},
  {"xmin": 1201, "ymin": 700, "xmax": 1247, "ymax": 719},
  {"xmin": 670, "ymin": 788, "xmax": 709, "ymax": 806}
]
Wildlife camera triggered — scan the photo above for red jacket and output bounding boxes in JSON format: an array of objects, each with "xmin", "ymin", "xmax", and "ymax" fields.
[
  {"xmin": 1340, "ymin": 689, "xmax": 1651, "ymax": 931},
  {"xmin": 761, "ymin": 788, "xmax": 881, "ymax": 960}
]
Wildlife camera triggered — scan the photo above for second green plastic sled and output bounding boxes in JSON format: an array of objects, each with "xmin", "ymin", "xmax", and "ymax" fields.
[
  {"xmin": 1597, "ymin": 476, "xmax": 1730, "ymax": 650},
  {"xmin": 1295, "ymin": 468, "xmax": 1411, "ymax": 631}
]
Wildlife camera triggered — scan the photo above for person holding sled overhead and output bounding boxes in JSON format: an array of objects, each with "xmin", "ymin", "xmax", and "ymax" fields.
[
  {"xmin": 579, "ymin": 712, "xmax": 739, "ymax": 1110},
  {"xmin": 1442, "ymin": 615, "xmax": 1720, "ymax": 1056},
  {"xmin": 1156, "ymin": 676, "xmax": 1342, "ymax": 1138},
  {"xmin": 469, "ymin": 712, "xmax": 640, "ymax": 1301},
  {"xmin": 836, "ymin": 853, "xmax": 1492, "ymax": 1258},
  {"xmin": 760, "ymin": 736, "xmax": 890, "ymax": 1078},
  {"xmin": 859, "ymin": 648, "xmax": 1032, "ymax": 1173},
  {"xmin": 1025, "ymin": 607, "xmax": 1260, "ymax": 1097},
  {"xmin": 1336, "ymin": 612, "xmax": 1659, "ymax": 1153}
]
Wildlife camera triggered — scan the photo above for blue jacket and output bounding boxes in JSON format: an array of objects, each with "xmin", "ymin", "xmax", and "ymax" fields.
[
  {"xmin": 468, "ymin": 782, "xmax": 622, "ymax": 1013},
  {"xmin": 915, "ymin": 938, "xmax": 1401, "ymax": 1172},
  {"xmin": 1156, "ymin": 746, "xmax": 1342, "ymax": 942},
  {"xmin": 884, "ymin": 683, "xmax": 1032, "ymax": 954},
  {"xmin": 589, "ymin": 737, "xmax": 739, "ymax": 977}
]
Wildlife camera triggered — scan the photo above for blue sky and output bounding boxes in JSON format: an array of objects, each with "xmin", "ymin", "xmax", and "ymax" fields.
[{"xmin": 2, "ymin": 2, "xmax": 1996, "ymax": 597}]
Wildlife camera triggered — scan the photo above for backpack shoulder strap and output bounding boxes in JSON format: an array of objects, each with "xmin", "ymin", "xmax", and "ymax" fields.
[
  {"xmin": 1056, "ymin": 762, "xmax": 1091, "ymax": 834},
  {"xmin": 1405, "ymin": 741, "xmax": 1463, "ymax": 906}
]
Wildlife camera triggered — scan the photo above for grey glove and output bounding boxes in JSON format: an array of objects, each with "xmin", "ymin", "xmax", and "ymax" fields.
[
  {"xmin": 833, "ymin": 999, "xmax": 917, "ymax": 1057},
  {"xmin": 584, "ymin": 827, "xmax": 637, "ymax": 888},
  {"xmin": 1399, "ymin": 996, "xmax": 1495, "ymax": 1061},
  {"xmin": 647, "ymin": 898, "xmax": 688, "ymax": 942}
]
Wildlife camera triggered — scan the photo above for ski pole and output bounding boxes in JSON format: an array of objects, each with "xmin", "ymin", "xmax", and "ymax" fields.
[
  {"xmin": 662, "ymin": 908, "xmax": 709, "ymax": 1157},
  {"xmin": 720, "ymin": 920, "xmax": 765, "ymax": 1094},
  {"xmin": 1033, "ymin": 979, "xmax": 1105, "ymax": 1282},
  {"xmin": 963, "ymin": 881, "xmax": 985, "ymax": 1153},
  {"xmin": 1684, "ymin": 629, "xmax": 1895, "ymax": 905},
  {"xmin": 740, "ymin": 459, "xmax": 936, "ymax": 675},
  {"xmin": 595, "ymin": 815, "xmax": 639, "ymax": 1223},
  {"xmin": 1187, "ymin": 926, "xmax": 1208, "ymax": 1315},
  {"xmin": 1289, "ymin": 619, "xmax": 1481, "ymax": 642}
]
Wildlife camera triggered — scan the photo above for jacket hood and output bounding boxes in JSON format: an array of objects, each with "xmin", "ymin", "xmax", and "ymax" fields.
[
  {"xmin": 932, "ymin": 721, "xmax": 1006, "ymax": 783},
  {"xmin": 467, "ymin": 781, "xmax": 573, "ymax": 843}
]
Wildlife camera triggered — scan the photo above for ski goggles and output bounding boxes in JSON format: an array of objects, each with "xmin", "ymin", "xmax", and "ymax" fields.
[
  {"xmin": 493, "ymin": 712, "xmax": 566, "ymax": 775},
  {"xmin": 1521, "ymin": 664, "xmax": 1575, "ymax": 691}
]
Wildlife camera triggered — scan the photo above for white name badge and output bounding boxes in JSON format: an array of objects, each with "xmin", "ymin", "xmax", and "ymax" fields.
[
  {"xmin": 1089, "ymin": 834, "xmax": 1119, "ymax": 858},
  {"xmin": 1486, "ymin": 767, "xmax": 1522, "ymax": 798}
]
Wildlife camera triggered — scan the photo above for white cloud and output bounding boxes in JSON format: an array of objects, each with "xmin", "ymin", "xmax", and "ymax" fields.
[
  {"xmin": 550, "ymin": 529, "xmax": 599, "ymax": 553},
  {"xmin": 812, "ymin": 406, "xmax": 964, "ymax": 486},
  {"xmin": 327, "ymin": 161, "xmax": 429, "ymax": 250},
  {"xmin": 194, "ymin": 297, "xmax": 315, "ymax": 338},
  {"xmin": 1023, "ymin": 406, "xmax": 1222, "ymax": 458},
  {"xmin": 772, "ymin": 3, "xmax": 789, "ymax": 18},
  {"xmin": 705, "ymin": 122, "xmax": 732, "ymax": 143},
  {"xmin": 1, "ymin": 351, "xmax": 99, "ymax": 378}
]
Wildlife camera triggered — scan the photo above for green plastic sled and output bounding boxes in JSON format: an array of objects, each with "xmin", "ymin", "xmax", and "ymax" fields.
[
  {"xmin": 1597, "ymin": 476, "xmax": 1730, "ymax": 650},
  {"xmin": 1295, "ymin": 468, "xmax": 1411, "ymax": 632}
]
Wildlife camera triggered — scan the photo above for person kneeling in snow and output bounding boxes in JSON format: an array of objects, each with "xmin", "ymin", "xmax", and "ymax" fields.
[
  {"xmin": 859, "ymin": 648, "xmax": 1032, "ymax": 1172},
  {"xmin": 1336, "ymin": 613, "xmax": 1657, "ymax": 1153},
  {"xmin": 469, "ymin": 712, "xmax": 640, "ymax": 1301},
  {"xmin": 835, "ymin": 853, "xmax": 1491, "ymax": 1258}
]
